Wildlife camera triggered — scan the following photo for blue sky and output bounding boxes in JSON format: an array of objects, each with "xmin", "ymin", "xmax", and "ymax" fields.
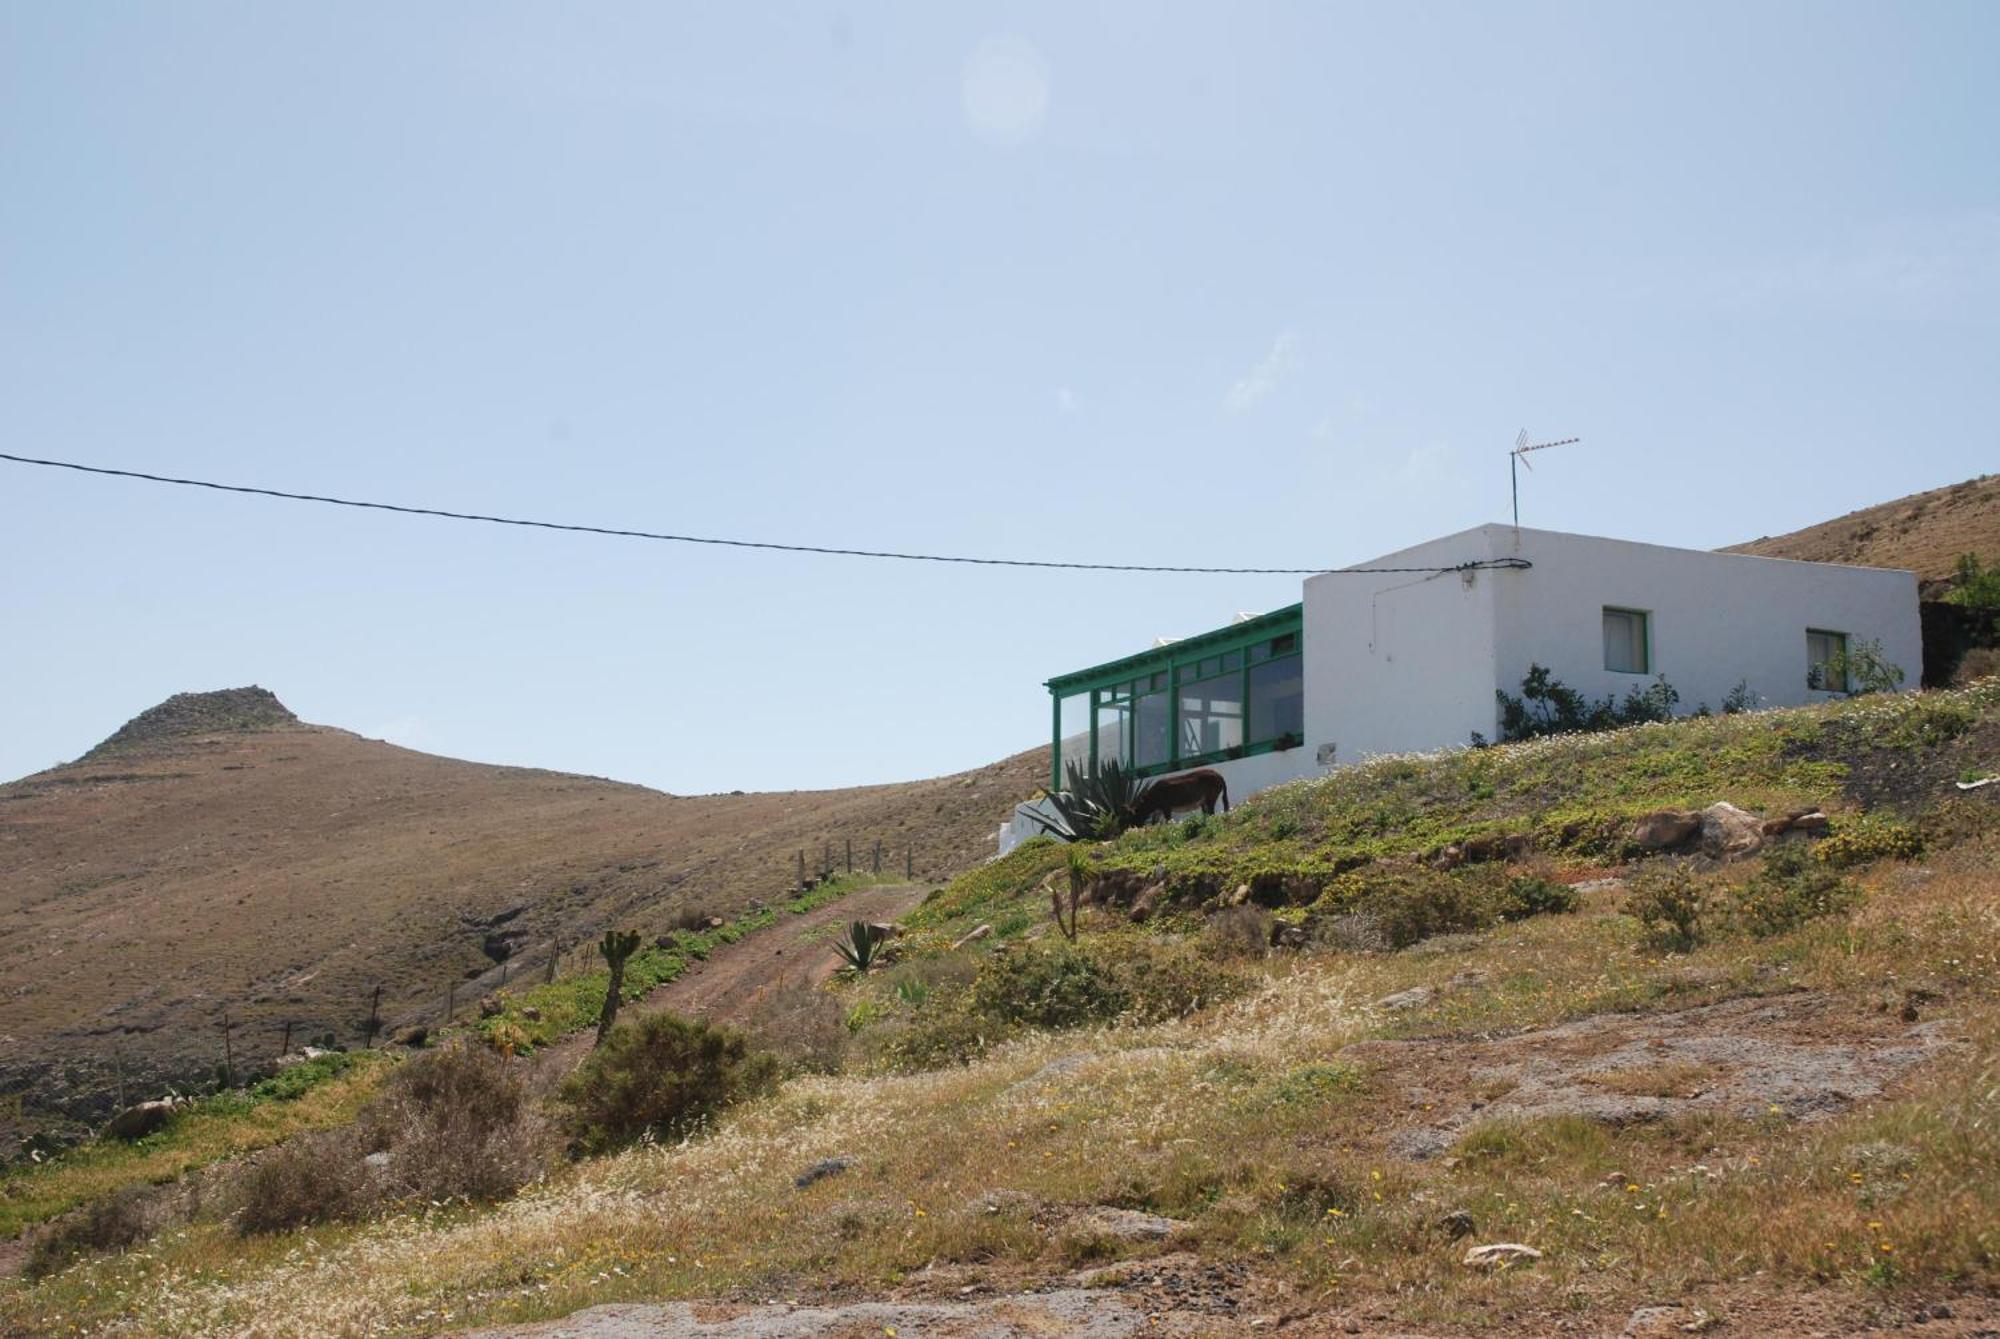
[{"xmin": 2, "ymin": 2, "xmax": 1995, "ymax": 792}]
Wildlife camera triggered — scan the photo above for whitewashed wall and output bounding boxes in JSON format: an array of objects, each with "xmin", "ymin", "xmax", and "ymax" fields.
[
  {"xmin": 1300, "ymin": 524, "xmax": 1921, "ymax": 766},
  {"xmin": 1484, "ymin": 526, "xmax": 1921, "ymax": 719}
]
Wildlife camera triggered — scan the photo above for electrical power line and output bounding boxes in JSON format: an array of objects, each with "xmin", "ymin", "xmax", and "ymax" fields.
[{"xmin": 0, "ymin": 450, "xmax": 1531, "ymax": 577}]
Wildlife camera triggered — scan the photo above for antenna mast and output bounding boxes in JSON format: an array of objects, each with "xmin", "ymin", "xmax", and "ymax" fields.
[{"xmin": 1509, "ymin": 430, "xmax": 1581, "ymax": 528}]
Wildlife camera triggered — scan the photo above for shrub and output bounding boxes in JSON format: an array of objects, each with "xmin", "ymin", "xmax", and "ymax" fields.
[
  {"xmin": 878, "ymin": 996, "xmax": 1010, "ymax": 1071},
  {"xmin": 1626, "ymin": 862, "xmax": 1707, "ymax": 951},
  {"xmin": 26, "ymin": 1187, "xmax": 162, "ymax": 1278},
  {"xmin": 561, "ymin": 1011, "xmax": 780, "ymax": 1156},
  {"xmin": 971, "ymin": 944, "xmax": 1130, "ymax": 1030},
  {"xmin": 1817, "ymin": 817, "xmax": 1924, "ymax": 868},
  {"xmin": 1493, "ymin": 873, "xmax": 1580, "ymax": 921},
  {"xmin": 1733, "ymin": 844, "xmax": 1863, "ymax": 937},
  {"xmin": 1316, "ymin": 866, "xmax": 1488, "ymax": 950},
  {"xmin": 232, "ymin": 1131, "xmax": 370, "ymax": 1235},
  {"xmin": 1494, "ymin": 664, "xmax": 1682, "ymax": 742},
  {"xmin": 1087, "ymin": 936, "xmax": 1248, "ymax": 1023},
  {"xmin": 833, "ymin": 920, "xmax": 891, "ymax": 973},
  {"xmin": 1205, "ymin": 903, "xmax": 1275, "ymax": 958},
  {"xmin": 358, "ymin": 1042, "xmax": 548, "ymax": 1206}
]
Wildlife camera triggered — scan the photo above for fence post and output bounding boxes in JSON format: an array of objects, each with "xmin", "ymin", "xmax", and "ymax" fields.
[
  {"xmin": 219, "ymin": 1012, "xmax": 235, "ymax": 1089},
  {"xmin": 366, "ymin": 985, "xmax": 382, "ymax": 1049},
  {"xmin": 845, "ymin": 838, "xmax": 852, "ymax": 874},
  {"xmin": 906, "ymin": 846, "xmax": 914, "ymax": 879},
  {"xmin": 873, "ymin": 840, "xmax": 882, "ymax": 874},
  {"xmin": 280, "ymin": 1020, "xmax": 292, "ymax": 1058},
  {"xmin": 797, "ymin": 850, "xmax": 805, "ymax": 888},
  {"xmin": 822, "ymin": 841, "xmax": 831, "ymax": 879},
  {"xmin": 446, "ymin": 982, "xmax": 456, "ymax": 1023}
]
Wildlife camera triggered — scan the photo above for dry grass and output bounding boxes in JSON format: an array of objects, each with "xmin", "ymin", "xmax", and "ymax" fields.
[
  {"xmin": 0, "ymin": 710, "xmax": 1041, "ymax": 1145},
  {"xmin": 7, "ymin": 829, "xmax": 1995, "ymax": 1336},
  {"xmin": 1724, "ymin": 472, "xmax": 2000, "ymax": 583}
]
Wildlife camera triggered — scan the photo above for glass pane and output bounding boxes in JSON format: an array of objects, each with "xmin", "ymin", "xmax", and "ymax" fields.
[
  {"xmin": 1807, "ymin": 631, "xmax": 1846, "ymax": 690},
  {"xmin": 1248, "ymin": 655, "xmax": 1304, "ymax": 742},
  {"xmin": 1270, "ymin": 632, "xmax": 1297, "ymax": 656},
  {"xmin": 1179, "ymin": 673, "xmax": 1244, "ymax": 757},
  {"xmin": 1134, "ymin": 689, "xmax": 1171, "ymax": 768},
  {"xmin": 1094, "ymin": 692, "xmax": 1129, "ymax": 772},
  {"xmin": 1056, "ymin": 692, "xmax": 1091, "ymax": 781},
  {"xmin": 1221, "ymin": 649, "xmax": 1241, "ymax": 671},
  {"xmin": 1603, "ymin": 609, "xmax": 1647, "ymax": 673}
]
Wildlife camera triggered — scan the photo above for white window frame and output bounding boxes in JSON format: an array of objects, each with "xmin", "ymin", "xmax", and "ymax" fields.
[{"xmin": 1602, "ymin": 606, "xmax": 1651, "ymax": 675}]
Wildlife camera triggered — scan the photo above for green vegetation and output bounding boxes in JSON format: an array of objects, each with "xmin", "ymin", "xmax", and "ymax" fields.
[
  {"xmin": 561, "ymin": 1013, "xmax": 779, "ymax": 1156},
  {"xmin": 1018, "ymin": 758, "xmax": 1156, "ymax": 841},
  {"xmin": 1491, "ymin": 662, "xmax": 1682, "ymax": 742},
  {"xmin": 0, "ymin": 1052, "xmax": 387, "ymax": 1240},
  {"xmin": 475, "ymin": 874, "xmax": 889, "ymax": 1051},
  {"xmin": 593, "ymin": 928, "xmax": 644, "ymax": 1046},
  {"xmin": 832, "ymin": 920, "xmax": 890, "ymax": 974}
]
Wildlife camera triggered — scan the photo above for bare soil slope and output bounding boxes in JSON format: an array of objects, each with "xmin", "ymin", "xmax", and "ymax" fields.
[
  {"xmin": 0, "ymin": 689, "xmax": 1039, "ymax": 1138},
  {"xmin": 1724, "ymin": 473, "xmax": 2000, "ymax": 587}
]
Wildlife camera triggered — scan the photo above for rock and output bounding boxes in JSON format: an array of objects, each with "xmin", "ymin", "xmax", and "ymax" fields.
[
  {"xmin": 102, "ymin": 1099, "xmax": 180, "ymax": 1141},
  {"xmin": 794, "ymin": 1156, "xmax": 854, "ymax": 1189},
  {"xmin": 1699, "ymin": 802, "xmax": 1765, "ymax": 861},
  {"xmin": 1631, "ymin": 810, "xmax": 1701, "ymax": 850},
  {"xmin": 1463, "ymin": 1242, "xmax": 1542, "ymax": 1269},
  {"xmin": 1270, "ymin": 923, "xmax": 1310, "ymax": 950},
  {"xmin": 1764, "ymin": 809, "xmax": 1829, "ymax": 838},
  {"xmin": 1376, "ymin": 986, "xmax": 1436, "ymax": 1012},
  {"xmin": 1623, "ymin": 1304, "xmax": 1714, "ymax": 1336},
  {"xmin": 950, "ymin": 924, "xmax": 993, "ymax": 950},
  {"xmin": 363, "ymin": 1150, "xmax": 393, "ymax": 1171},
  {"xmin": 1228, "ymin": 883, "xmax": 1252, "ymax": 907},
  {"xmin": 1070, "ymin": 1206, "xmax": 1188, "ymax": 1242},
  {"xmin": 394, "ymin": 1025, "xmax": 430, "ymax": 1048},
  {"xmin": 521, "ymin": 1006, "xmax": 541, "ymax": 1022},
  {"xmin": 866, "ymin": 922, "xmax": 904, "ymax": 940},
  {"xmin": 1438, "ymin": 1209, "xmax": 1476, "ymax": 1239},
  {"xmin": 1128, "ymin": 883, "xmax": 1166, "ymax": 923},
  {"xmin": 704, "ymin": 916, "xmax": 726, "ymax": 930},
  {"xmin": 477, "ymin": 995, "xmax": 504, "ymax": 1019}
]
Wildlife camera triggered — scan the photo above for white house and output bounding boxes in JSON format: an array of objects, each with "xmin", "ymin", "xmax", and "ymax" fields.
[{"xmin": 1000, "ymin": 523, "xmax": 1920, "ymax": 853}]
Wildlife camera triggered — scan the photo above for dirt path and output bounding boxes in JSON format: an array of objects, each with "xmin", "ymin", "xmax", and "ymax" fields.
[{"xmin": 534, "ymin": 883, "xmax": 930, "ymax": 1079}]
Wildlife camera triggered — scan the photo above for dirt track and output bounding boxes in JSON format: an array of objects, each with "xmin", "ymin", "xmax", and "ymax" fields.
[{"xmin": 535, "ymin": 882, "xmax": 931, "ymax": 1079}]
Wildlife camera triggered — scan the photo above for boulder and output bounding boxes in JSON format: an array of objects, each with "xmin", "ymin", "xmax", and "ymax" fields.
[
  {"xmin": 950, "ymin": 924, "xmax": 993, "ymax": 950},
  {"xmin": 477, "ymin": 995, "xmax": 505, "ymax": 1019},
  {"xmin": 393, "ymin": 1025, "xmax": 430, "ymax": 1048},
  {"xmin": 1698, "ymin": 802, "xmax": 1765, "ymax": 861},
  {"xmin": 1630, "ymin": 810, "xmax": 1701, "ymax": 850},
  {"xmin": 1128, "ymin": 883, "xmax": 1166, "ymax": 923},
  {"xmin": 1438, "ymin": 1209, "xmax": 1476, "ymax": 1240},
  {"xmin": 1763, "ymin": 809, "xmax": 1829, "ymax": 838},
  {"xmin": 102, "ymin": 1099, "xmax": 179, "ymax": 1142},
  {"xmin": 1376, "ymin": 986, "xmax": 1436, "ymax": 1012},
  {"xmin": 1070, "ymin": 1206, "xmax": 1187, "ymax": 1242},
  {"xmin": 1228, "ymin": 883, "xmax": 1252, "ymax": 907},
  {"xmin": 1463, "ymin": 1242, "xmax": 1543, "ymax": 1269}
]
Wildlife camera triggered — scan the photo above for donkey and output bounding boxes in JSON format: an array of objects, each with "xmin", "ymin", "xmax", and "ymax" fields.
[{"xmin": 1132, "ymin": 767, "xmax": 1230, "ymax": 825}]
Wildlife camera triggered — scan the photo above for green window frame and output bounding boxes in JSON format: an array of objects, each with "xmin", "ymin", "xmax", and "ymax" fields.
[{"xmin": 1045, "ymin": 605, "xmax": 1305, "ymax": 789}]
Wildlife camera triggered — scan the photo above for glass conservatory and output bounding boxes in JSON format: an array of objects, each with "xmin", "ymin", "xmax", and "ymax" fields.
[{"xmin": 1044, "ymin": 604, "xmax": 1305, "ymax": 791}]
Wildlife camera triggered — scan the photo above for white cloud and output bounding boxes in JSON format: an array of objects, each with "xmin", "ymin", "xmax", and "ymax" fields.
[
  {"xmin": 1055, "ymin": 387, "xmax": 1078, "ymax": 414},
  {"xmin": 1224, "ymin": 332, "xmax": 1301, "ymax": 412}
]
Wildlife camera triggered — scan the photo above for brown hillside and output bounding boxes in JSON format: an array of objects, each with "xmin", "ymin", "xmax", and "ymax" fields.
[
  {"xmin": 1723, "ymin": 473, "xmax": 2000, "ymax": 588},
  {"xmin": 0, "ymin": 690, "xmax": 1040, "ymax": 1139}
]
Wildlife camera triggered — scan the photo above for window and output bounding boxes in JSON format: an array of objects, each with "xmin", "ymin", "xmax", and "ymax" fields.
[
  {"xmin": 1133, "ymin": 682, "xmax": 1172, "ymax": 767},
  {"xmin": 1178, "ymin": 671, "xmax": 1243, "ymax": 756},
  {"xmin": 1247, "ymin": 654, "xmax": 1303, "ymax": 741},
  {"xmin": 1603, "ymin": 607, "xmax": 1650, "ymax": 674},
  {"xmin": 1806, "ymin": 629, "xmax": 1848, "ymax": 692}
]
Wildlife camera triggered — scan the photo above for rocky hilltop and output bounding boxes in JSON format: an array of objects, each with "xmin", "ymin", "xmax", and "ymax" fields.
[{"xmin": 83, "ymin": 686, "xmax": 301, "ymax": 759}]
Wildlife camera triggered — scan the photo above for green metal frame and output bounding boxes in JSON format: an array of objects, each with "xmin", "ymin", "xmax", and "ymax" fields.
[{"xmin": 1044, "ymin": 604, "xmax": 1305, "ymax": 791}]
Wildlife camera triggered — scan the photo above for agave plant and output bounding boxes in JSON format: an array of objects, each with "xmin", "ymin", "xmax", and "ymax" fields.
[
  {"xmin": 833, "ymin": 920, "xmax": 891, "ymax": 974},
  {"xmin": 1019, "ymin": 759, "xmax": 1155, "ymax": 842}
]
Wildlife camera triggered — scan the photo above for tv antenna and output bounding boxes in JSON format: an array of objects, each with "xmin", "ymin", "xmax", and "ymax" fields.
[{"xmin": 1510, "ymin": 430, "xmax": 1580, "ymax": 528}]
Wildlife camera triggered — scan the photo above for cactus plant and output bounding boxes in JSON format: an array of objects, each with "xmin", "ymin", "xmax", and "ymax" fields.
[
  {"xmin": 594, "ymin": 929, "xmax": 643, "ymax": 1048},
  {"xmin": 832, "ymin": 921, "xmax": 889, "ymax": 974}
]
